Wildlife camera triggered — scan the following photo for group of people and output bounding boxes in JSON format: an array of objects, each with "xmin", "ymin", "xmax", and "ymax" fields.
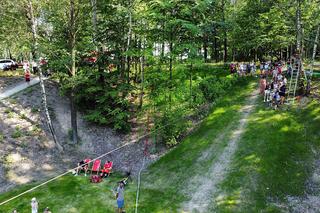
[
  {"xmin": 259, "ymin": 62, "xmax": 288, "ymax": 109},
  {"xmin": 230, "ymin": 62, "xmax": 257, "ymax": 76},
  {"xmin": 11, "ymin": 197, "xmax": 51, "ymax": 213}
]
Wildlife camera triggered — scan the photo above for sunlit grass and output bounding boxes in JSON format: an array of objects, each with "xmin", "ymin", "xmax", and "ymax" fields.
[{"xmin": 214, "ymin": 98, "xmax": 320, "ymax": 212}]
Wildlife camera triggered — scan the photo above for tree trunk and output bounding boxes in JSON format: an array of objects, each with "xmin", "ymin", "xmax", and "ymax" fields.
[
  {"xmin": 213, "ymin": 27, "xmax": 219, "ymax": 63},
  {"xmin": 203, "ymin": 34, "xmax": 208, "ymax": 62},
  {"xmin": 311, "ymin": 25, "xmax": 320, "ymax": 73},
  {"xmin": 189, "ymin": 62, "xmax": 193, "ymax": 106},
  {"xmin": 139, "ymin": 39, "xmax": 145, "ymax": 109},
  {"xmin": 222, "ymin": 0, "xmax": 227, "ymax": 62},
  {"xmin": 26, "ymin": 0, "xmax": 63, "ymax": 151},
  {"xmin": 69, "ymin": 0, "xmax": 78, "ymax": 144},
  {"xmin": 126, "ymin": 4, "xmax": 133, "ymax": 84},
  {"xmin": 90, "ymin": 0, "xmax": 97, "ymax": 45},
  {"xmin": 296, "ymin": 0, "xmax": 303, "ymax": 54}
]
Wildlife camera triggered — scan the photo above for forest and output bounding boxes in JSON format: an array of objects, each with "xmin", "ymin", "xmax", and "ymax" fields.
[
  {"xmin": 0, "ymin": 0, "xmax": 320, "ymax": 212},
  {"xmin": 1, "ymin": 0, "xmax": 319, "ymax": 142}
]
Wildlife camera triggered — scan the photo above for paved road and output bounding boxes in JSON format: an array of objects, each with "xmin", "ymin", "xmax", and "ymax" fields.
[{"xmin": 0, "ymin": 77, "xmax": 40, "ymax": 100}]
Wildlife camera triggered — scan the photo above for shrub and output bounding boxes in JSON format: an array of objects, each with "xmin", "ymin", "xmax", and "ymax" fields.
[
  {"xmin": 11, "ymin": 126, "xmax": 22, "ymax": 139},
  {"xmin": 154, "ymin": 109, "xmax": 191, "ymax": 147},
  {"xmin": 199, "ymin": 75, "xmax": 239, "ymax": 103}
]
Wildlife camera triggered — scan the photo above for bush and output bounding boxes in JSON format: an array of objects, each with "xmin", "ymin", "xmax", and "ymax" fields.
[
  {"xmin": 199, "ymin": 75, "xmax": 239, "ymax": 103},
  {"xmin": 59, "ymin": 68, "xmax": 132, "ymax": 132},
  {"xmin": 154, "ymin": 109, "xmax": 192, "ymax": 147},
  {"xmin": 11, "ymin": 126, "xmax": 22, "ymax": 139}
]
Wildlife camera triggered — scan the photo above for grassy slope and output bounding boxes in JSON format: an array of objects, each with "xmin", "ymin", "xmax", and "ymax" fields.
[
  {"xmin": 214, "ymin": 99, "xmax": 320, "ymax": 212},
  {"xmin": 137, "ymin": 79, "xmax": 256, "ymax": 212}
]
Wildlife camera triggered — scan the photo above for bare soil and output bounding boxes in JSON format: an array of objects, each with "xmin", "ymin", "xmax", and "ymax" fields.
[{"xmin": 0, "ymin": 79, "xmax": 150, "ymax": 194}]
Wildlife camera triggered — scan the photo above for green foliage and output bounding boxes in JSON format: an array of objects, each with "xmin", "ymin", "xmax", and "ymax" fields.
[
  {"xmin": 154, "ymin": 109, "xmax": 191, "ymax": 147},
  {"xmin": 19, "ymin": 113, "xmax": 27, "ymax": 120},
  {"xmin": 199, "ymin": 75, "xmax": 239, "ymax": 103},
  {"xmin": 11, "ymin": 126, "xmax": 22, "ymax": 139},
  {"xmin": 60, "ymin": 68, "xmax": 132, "ymax": 132},
  {"xmin": 0, "ymin": 133, "xmax": 4, "ymax": 143}
]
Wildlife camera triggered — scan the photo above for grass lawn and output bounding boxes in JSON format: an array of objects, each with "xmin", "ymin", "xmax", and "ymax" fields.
[
  {"xmin": 136, "ymin": 79, "xmax": 257, "ymax": 212},
  {"xmin": 214, "ymin": 98, "xmax": 320, "ymax": 212},
  {"xmin": 0, "ymin": 173, "xmax": 137, "ymax": 213}
]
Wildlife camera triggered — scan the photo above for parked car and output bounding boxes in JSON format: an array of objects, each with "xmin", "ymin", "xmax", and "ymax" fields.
[{"xmin": 0, "ymin": 59, "xmax": 18, "ymax": 70}]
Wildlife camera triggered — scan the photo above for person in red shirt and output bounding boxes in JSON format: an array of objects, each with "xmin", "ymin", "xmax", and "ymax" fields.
[
  {"xmin": 101, "ymin": 161, "xmax": 113, "ymax": 178},
  {"xmin": 25, "ymin": 70, "xmax": 31, "ymax": 83}
]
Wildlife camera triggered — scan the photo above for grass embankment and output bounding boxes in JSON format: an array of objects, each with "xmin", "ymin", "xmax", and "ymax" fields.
[
  {"xmin": 0, "ymin": 75, "xmax": 256, "ymax": 212},
  {"xmin": 0, "ymin": 174, "xmax": 137, "ymax": 213},
  {"xmin": 215, "ymin": 98, "xmax": 320, "ymax": 212}
]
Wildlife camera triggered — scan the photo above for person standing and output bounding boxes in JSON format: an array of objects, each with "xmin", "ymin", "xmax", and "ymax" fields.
[
  {"xmin": 25, "ymin": 69, "xmax": 31, "ymax": 84},
  {"xmin": 23, "ymin": 61, "xmax": 29, "ymax": 73},
  {"xmin": 116, "ymin": 182, "xmax": 125, "ymax": 213},
  {"xmin": 259, "ymin": 76, "xmax": 267, "ymax": 95},
  {"xmin": 32, "ymin": 61, "xmax": 38, "ymax": 74},
  {"xmin": 31, "ymin": 198, "xmax": 38, "ymax": 213}
]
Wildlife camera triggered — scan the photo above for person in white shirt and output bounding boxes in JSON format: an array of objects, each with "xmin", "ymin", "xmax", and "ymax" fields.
[{"xmin": 31, "ymin": 197, "xmax": 38, "ymax": 213}]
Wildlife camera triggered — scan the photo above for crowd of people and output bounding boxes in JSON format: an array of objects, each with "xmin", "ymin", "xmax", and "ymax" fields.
[
  {"xmin": 231, "ymin": 60, "xmax": 290, "ymax": 109},
  {"xmin": 230, "ymin": 62, "xmax": 257, "ymax": 76},
  {"xmin": 259, "ymin": 61, "xmax": 288, "ymax": 109}
]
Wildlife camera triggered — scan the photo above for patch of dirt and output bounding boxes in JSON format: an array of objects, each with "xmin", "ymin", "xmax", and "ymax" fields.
[
  {"xmin": 181, "ymin": 89, "xmax": 258, "ymax": 212},
  {"xmin": 0, "ymin": 80, "xmax": 151, "ymax": 194}
]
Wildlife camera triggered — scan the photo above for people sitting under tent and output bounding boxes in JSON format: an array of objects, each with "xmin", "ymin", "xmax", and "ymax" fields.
[{"xmin": 74, "ymin": 158, "xmax": 91, "ymax": 176}]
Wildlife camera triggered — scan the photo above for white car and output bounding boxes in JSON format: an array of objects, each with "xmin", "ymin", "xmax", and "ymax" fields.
[{"xmin": 0, "ymin": 59, "xmax": 17, "ymax": 70}]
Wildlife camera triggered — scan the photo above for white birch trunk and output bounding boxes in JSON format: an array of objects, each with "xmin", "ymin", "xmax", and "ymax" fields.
[{"xmin": 26, "ymin": 0, "xmax": 63, "ymax": 151}]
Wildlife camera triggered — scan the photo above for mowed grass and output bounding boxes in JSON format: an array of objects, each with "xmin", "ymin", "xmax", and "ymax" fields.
[
  {"xmin": 0, "ymin": 174, "xmax": 137, "ymax": 213},
  {"xmin": 136, "ymin": 79, "xmax": 257, "ymax": 212},
  {"xmin": 214, "ymin": 98, "xmax": 320, "ymax": 212}
]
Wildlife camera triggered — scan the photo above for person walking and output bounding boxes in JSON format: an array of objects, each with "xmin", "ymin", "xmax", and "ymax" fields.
[
  {"xmin": 31, "ymin": 197, "xmax": 38, "ymax": 213},
  {"xmin": 116, "ymin": 182, "xmax": 125, "ymax": 213}
]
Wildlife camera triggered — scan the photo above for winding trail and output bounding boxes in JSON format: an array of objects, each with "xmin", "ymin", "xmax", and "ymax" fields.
[
  {"xmin": 182, "ymin": 89, "xmax": 259, "ymax": 212},
  {"xmin": 0, "ymin": 77, "xmax": 40, "ymax": 100}
]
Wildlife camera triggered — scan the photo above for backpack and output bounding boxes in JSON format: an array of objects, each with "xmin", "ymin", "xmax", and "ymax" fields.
[{"xmin": 90, "ymin": 175, "xmax": 102, "ymax": 183}]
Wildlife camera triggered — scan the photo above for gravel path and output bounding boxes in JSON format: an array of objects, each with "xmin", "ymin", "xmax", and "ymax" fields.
[
  {"xmin": 0, "ymin": 77, "xmax": 40, "ymax": 100},
  {"xmin": 182, "ymin": 89, "xmax": 258, "ymax": 212}
]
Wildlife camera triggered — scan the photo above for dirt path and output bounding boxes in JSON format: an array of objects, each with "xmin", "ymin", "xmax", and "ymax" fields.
[
  {"xmin": 182, "ymin": 89, "xmax": 258, "ymax": 212},
  {"xmin": 0, "ymin": 77, "xmax": 40, "ymax": 100}
]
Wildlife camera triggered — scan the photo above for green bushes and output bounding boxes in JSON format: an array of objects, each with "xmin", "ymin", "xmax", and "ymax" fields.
[
  {"xmin": 58, "ymin": 69, "xmax": 132, "ymax": 132},
  {"xmin": 154, "ymin": 109, "xmax": 192, "ymax": 147},
  {"xmin": 153, "ymin": 73, "xmax": 246, "ymax": 147},
  {"xmin": 199, "ymin": 75, "xmax": 239, "ymax": 102}
]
